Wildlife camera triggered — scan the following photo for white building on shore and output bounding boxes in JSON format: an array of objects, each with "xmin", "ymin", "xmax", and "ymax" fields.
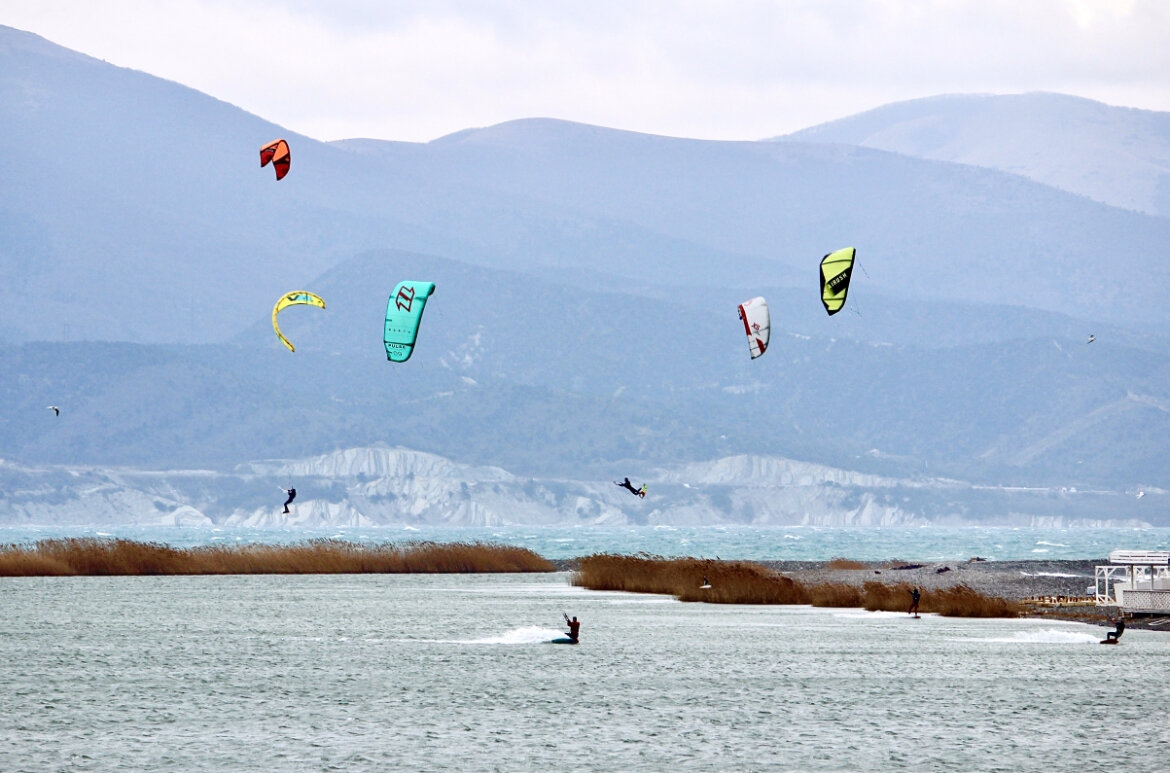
[{"xmin": 1095, "ymin": 550, "xmax": 1170, "ymax": 612}]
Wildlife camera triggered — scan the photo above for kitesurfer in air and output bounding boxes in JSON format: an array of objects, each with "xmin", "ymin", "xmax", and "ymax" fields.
[
  {"xmin": 614, "ymin": 477, "xmax": 639, "ymax": 496},
  {"xmin": 563, "ymin": 613, "xmax": 580, "ymax": 643},
  {"xmin": 1105, "ymin": 615, "xmax": 1125, "ymax": 642},
  {"xmin": 909, "ymin": 587, "xmax": 921, "ymax": 617},
  {"xmin": 282, "ymin": 487, "xmax": 297, "ymax": 514}
]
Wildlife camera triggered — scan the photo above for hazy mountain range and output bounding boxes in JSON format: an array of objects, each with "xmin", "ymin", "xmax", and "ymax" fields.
[
  {"xmin": 779, "ymin": 92, "xmax": 1170, "ymax": 218},
  {"xmin": 1, "ymin": 25, "xmax": 1167, "ymax": 527}
]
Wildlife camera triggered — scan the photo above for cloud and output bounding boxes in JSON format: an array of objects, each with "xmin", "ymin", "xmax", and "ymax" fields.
[{"xmin": 2, "ymin": 0, "xmax": 1168, "ymax": 141}]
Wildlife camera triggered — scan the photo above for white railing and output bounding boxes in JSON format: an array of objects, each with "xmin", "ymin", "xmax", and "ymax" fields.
[
  {"xmin": 1109, "ymin": 550, "xmax": 1170, "ymax": 565},
  {"xmin": 1115, "ymin": 589, "xmax": 1170, "ymax": 612},
  {"xmin": 1096, "ymin": 565, "xmax": 1128, "ymax": 605}
]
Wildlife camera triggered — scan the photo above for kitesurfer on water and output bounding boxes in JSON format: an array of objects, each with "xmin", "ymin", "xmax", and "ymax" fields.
[
  {"xmin": 564, "ymin": 613, "xmax": 580, "ymax": 643},
  {"xmin": 282, "ymin": 487, "xmax": 297, "ymax": 514},
  {"xmin": 909, "ymin": 587, "xmax": 921, "ymax": 617},
  {"xmin": 614, "ymin": 477, "xmax": 639, "ymax": 496},
  {"xmin": 1106, "ymin": 616, "xmax": 1125, "ymax": 642}
]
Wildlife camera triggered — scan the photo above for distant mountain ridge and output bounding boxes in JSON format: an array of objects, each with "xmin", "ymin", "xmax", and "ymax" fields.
[
  {"xmin": 3, "ymin": 26, "xmax": 1170, "ymax": 528},
  {"xmin": 0, "ymin": 446, "xmax": 1158, "ymax": 528},
  {"xmin": 4, "ymin": 26, "xmax": 1170, "ymax": 346},
  {"xmin": 779, "ymin": 92, "xmax": 1170, "ymax": 217},
  {"xmin": 3, "ymin": 249, "xmax": 1168, "ymax": 493}
]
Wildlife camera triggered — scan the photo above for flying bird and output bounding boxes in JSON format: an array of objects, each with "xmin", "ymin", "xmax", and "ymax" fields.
[{"xmin": 47, "ymin": 405, "xmax": 59, "ymax": 416}]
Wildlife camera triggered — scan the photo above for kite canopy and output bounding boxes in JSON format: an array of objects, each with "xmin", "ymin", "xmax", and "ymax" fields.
[
  {"xmin": 272, "ymin": 291, "xmax": 325, "ymax": 352},
  {"xmin": 384, "ymin": 281, "xmax": 435, "ymax": 363},
  {"xmin": 819, "ymin": 247, "xmax": 856, "ymax": 316},
  {"xmin": 260, "ymin": 139, "xmax": 291, "ymax": 180},
  {"xmin": 737, "ymin": 296, "xmax": 770, "ymax": 359}
]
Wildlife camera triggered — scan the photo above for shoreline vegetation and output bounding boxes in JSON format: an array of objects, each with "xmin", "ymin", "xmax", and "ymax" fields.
[
  {"xmin": 0, "ymin": 539, "xmax": 1116, "ymax": 621},
  {"xmin": 570, "ymin": 554, "xmax": 1023, "ymax": 617},
  {"xmin": 0, "ymin": 538, "xmax": 556, "ymax": 576}
]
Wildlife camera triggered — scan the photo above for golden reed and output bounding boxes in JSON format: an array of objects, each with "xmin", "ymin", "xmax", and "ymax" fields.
[
  {"xmin": 571, "ymin": 554, "xmax": 1021, "ymax": 618},
  {"xmin": 0, "ymin": 538, "xmax": 555, "ymax": 576}
]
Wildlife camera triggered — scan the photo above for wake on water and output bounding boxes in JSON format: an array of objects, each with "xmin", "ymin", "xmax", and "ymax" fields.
[
  {"xmin": 441, "ymin": 626, "xmax": 566, "ymax": 645},
  {"xmin": 397, "ymin": 626, "xmax": 568, "ymax": 645},
  {"xmin": 961, "ymin": 629, "xmax": 1101, "ymax": 645}
]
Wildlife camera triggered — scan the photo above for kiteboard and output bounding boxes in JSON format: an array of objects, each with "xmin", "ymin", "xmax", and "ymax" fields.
[
  {"xmin": 1100, "ymin": 639, "xmax": 1120, "ymax": 645},
  {"xmin": 550, "ymin": 637, "xmax": 579, "ymax": 645}
]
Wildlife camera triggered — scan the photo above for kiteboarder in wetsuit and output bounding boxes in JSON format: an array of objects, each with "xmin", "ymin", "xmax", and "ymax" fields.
[
  {"xmin": 282, "ymin": 487, "xmax": 297, "ymax": 514},
  {"xmin": 614, "ymin": 477, "xmax": 639, "ymax": 496},
  {"xmin": 564, "ymin": 613, "xmax": 580, "ymax": 643},
  {"xmin": 1106, "ymin": 616, "xmax": 1125, "ymax": 642},
  {"xmin": 909, "ymin": 587, "xmax": 921, "ymax": 617}
]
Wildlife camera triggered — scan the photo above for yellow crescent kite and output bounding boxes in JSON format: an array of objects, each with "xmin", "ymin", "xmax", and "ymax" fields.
[{"xmin": 272, "ymin": 291, "xmax": 326, "ymax": 352}]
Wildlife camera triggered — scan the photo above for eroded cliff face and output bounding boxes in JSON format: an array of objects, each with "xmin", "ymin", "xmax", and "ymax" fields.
[{"xmin": 0, "ymin": 447, "xmax": 1157, "ymax": 528}]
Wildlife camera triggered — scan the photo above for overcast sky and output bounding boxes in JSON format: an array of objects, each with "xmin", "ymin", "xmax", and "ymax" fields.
[{"xmin": 3, "ymin": 0, "xmax": 1168, "ymax": 143}]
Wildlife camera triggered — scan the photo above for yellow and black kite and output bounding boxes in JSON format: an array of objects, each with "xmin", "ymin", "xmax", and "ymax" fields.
[{"xmin": 819, "ymin": 247, "xmax": 856, "ymax": 316}]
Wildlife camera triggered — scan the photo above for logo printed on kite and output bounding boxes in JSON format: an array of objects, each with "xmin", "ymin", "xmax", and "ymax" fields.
[
  {"xmin": 395, "ymin": 286, "xmax": 416, "ymax": 312},
  {"xmin": 827, "ymin": 269, "xmax": 852, "ymax": 292}
]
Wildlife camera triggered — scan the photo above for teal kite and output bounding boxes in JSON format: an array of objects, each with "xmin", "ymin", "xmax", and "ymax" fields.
[{"xmin": 384, "ymin": 281, "xmax": 435, "ymax": 362}]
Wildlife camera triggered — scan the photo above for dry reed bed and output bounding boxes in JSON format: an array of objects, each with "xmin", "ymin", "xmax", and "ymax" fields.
[
  {"xmin": 572, "ymin": 554, "xmax": 1021, "ymax": 618},
  {"xmin": 0, "ymin": 538, "xmax": 555, "ymax": 576}
]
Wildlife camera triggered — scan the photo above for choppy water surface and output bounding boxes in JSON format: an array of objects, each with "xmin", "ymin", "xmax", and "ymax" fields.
[
  {"xmin": 2, "ymin": 574, "xmax": 1167, "ymax": 772},
  {"xmin": 3, "ymin": 525, "xmax": 1169, "ymax": 561}
]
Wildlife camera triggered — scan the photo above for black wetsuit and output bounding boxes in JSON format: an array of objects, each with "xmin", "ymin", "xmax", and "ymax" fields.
[
  {"xmin": 909, "ymin": 588, "xmax": 920, "ymax": 616},
  {"xmin": 1107, "ymin": 618, "xmax": 1125, "ymax": 641},
  {"xmin": 615, "ymin": 478, "xmax": 638, "ymax": 496},
  {"xmin": 282, "ymin": 488, "xmax": 296, "ymax": 514}
]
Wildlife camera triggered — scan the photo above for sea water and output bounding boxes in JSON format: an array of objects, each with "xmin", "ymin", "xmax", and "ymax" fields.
[
  {"xmin": 1, "ymin": 573, "xmax": 1167, "ymax": 772},
  {"xmin": 1, "ymin": 525, "xmax": 1168, "ymax": 560}
]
